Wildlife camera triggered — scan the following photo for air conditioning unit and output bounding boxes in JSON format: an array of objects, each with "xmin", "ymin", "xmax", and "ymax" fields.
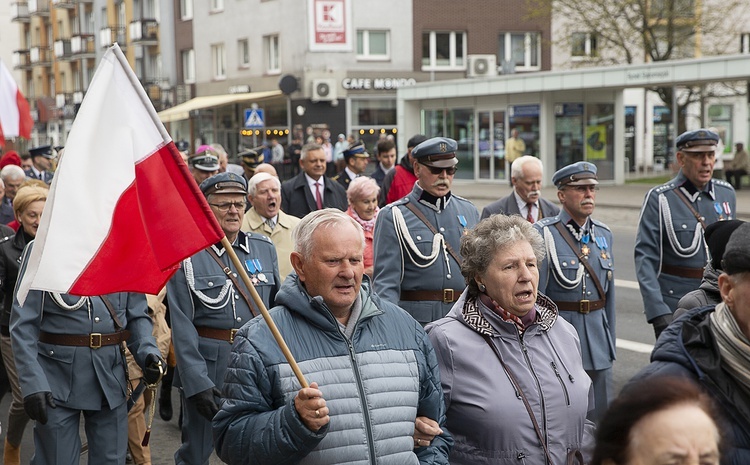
[
  {"xmin": 467, "ymin": 54, "xmax": 497, "ymax": 78},
  {"xmin": 311, "ymin": 78, "xmax": 337, "ymax": 102}
]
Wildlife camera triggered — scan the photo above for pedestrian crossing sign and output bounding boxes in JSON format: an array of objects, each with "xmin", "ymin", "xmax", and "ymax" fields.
[{"xmin": 244, "ymin": 109, "xmax": 265, "ymax": 128}]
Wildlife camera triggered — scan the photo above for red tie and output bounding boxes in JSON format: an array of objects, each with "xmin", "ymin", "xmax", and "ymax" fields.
[
  {"xmin": 315, "ymin": 182, "xmax": 323, "ymax": 210},
  {"xmin": 526, "ymin": 203, "xmax": 535, "ymax": 223}
]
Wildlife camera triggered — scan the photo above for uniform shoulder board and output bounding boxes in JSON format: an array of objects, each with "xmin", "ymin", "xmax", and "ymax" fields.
[
  {"xmin": 452, "ymin": 193, "xmax": 472, "ymax": 203},
  {"xmin": 654, "ymin": 182, "xmax": 676, "ymax": 193},
  {"xmin": 536, "ymin": 216, "xmax": 560, "ymax": 227},
  {"xmin": 391, "ymin": 196, "xmax": 410, "ymax": 207},
  {"xmin": 331, "ymin": 174, "xmax": 341, "ymax": 181},
  {"xmin": 0, "ymin": 235, "xmax": 12, "ymax": 245},
  {"xmin": 713, "ymin": 179, "xmax": 733, "ymax": 189},
  {"xmin": 591, "ymin": 218, "xmax": 611, "ymax": 231},
  {"xmin": 247, "ymin": 232, "xmax": 273, "ymax": 244}
]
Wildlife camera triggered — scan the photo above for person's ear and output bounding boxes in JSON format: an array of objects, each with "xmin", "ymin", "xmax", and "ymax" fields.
[{"xmin": 290, "ymin": 252, "xmax": 306, "ymax": 282}]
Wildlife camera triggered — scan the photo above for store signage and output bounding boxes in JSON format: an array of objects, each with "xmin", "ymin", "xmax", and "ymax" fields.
[{"xmin": 342, "ymin": 77, "xmax": 418, "ymax": 90}]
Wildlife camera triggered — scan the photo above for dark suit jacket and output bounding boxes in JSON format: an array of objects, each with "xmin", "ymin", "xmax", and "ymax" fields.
[
  {"xmin": 281, "ymin": 172, "xmax": 348, "ymax": 218},
  {"xmin": 480, "ymin": 192, "xmax": 560, "ymax": 221}
]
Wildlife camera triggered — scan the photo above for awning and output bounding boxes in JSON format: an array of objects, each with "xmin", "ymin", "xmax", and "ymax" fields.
[{"xmin": 157, "ymin": 90, "xmax": 283, "ymax": 123}]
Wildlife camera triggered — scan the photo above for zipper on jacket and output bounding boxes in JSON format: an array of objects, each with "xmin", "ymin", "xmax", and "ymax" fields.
[
  {"xmin": 551, "ymin": 361, "xmax": 571, "ymax": 406},
  {"xmin": 344, "ymin": 336, "xmax": 377, "ymax": 465},
  {"xmin": 519, "ymin": 337, "xmax": 549, "ymax": 454}
]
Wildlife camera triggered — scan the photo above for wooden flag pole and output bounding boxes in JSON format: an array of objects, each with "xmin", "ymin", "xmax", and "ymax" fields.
[{"xmin": 220, "ymin": 236, "xmax": 309, "ymax": 388}]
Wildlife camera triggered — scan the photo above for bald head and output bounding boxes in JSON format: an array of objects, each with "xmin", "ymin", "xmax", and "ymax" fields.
[{"xmin": 253, "ymin": 163, "xmax": 278, "ymax": 178}]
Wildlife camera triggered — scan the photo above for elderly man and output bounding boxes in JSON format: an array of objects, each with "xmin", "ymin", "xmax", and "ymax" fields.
[
  {"xmin": 332, "ymin": 140, "xmax": 369, "ymax": 190},
  {"xmin": 481, "ymin": 155, "xmax": 559, "ymax": 222},
  {"xmin": 281, "ymin": 143, "xmax": 347, "ymax": 218},
  {"xmin": 188, "ymin": 145, "xmax": 220, "ymax": 185},
  {"xmin": 629, "ymin": 222, "xmax": 750, "ymax": 464},
  {"xmin": 168, "ymin": 172, "xmax": 280, "ymax": 465},
  {"xmin": 24, "ymin": 145, "xmax": 55, "ymax": 184},
  {"xmin": 373, "ymin": 137, "xmax": 480, "ymax": 325},
  {"xmin": 241, "ymin": 172, "xmax": 300, "ymax": 280},
  {"xmin": 213, "ymin": 209, "xmax": 452, "ymax": 465},
  {"xmin": 380, "ymin": 134, "xmax": 428, "ymax": 206},
  {"xmin": 0, "ymin": 165, "xmax": 26, "ymax": 225},
  {"xmin": 635, "ymin": 129, "xmax": 736, "ymax": 339},
  {"xmin": 534, "ymin": 161, "xmax": 615, "ymax": 422}
]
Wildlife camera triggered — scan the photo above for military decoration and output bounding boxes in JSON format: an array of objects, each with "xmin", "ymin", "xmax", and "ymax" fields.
[
  {"xmin": 595, "ymin": 236, "xmax": 609, "ymax": 260},
  {"xmin": 458, "ymin": 215, "xmax": 468, "ymax": 235},
  {"xmin": 723, "ymin": 202, "xmax": 732, "ymax": 219},
  {"xmin": 714, "ymin": 202, "xmax": 724, "ymax": 220},
  {"xmin": 245, "ymin": 259, "xmax": 267, "ymax": 285}
]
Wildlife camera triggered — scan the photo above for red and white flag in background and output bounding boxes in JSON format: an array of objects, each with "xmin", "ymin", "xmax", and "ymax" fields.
[
  {"xmin": 16, "ymin": 44, "xmax": 224, "ymax": 305},
  {"xmin": 0, "ymin": 59, "xmax": 33, "ymax": 146}
]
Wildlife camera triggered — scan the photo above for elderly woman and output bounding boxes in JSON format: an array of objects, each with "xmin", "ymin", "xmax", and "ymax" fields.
[
  {"xmin": 426, "ymin": 214, "xmax": 594, "ymax": 465},
  {"xmin": 346, "ymin": 176, "xmax": 380, "ymax": 277},
  {"xmin": 0, "ymin": 184, "xmax": 48, "ymax": 463},
  {"xmin": 592, "ymin": 377, "xmax": 721, "ymax": 465}
]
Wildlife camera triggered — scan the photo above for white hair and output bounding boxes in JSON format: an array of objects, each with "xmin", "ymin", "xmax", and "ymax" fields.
[
  {"xmin": 1, "ymin": 165, "xmax": 25, "ymax": 181},
  {"xmin": 511, "ymin": 156, "xmax": 543, "ymax": 179},
  {"xmin": 247, "ymin": 172, "xmax": 281, "ymax": 196}
]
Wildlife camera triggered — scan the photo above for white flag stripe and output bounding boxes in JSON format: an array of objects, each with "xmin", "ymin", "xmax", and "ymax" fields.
[{"xmin": 0, "ymin": 60, "xmax": 22, "ymax": 137}]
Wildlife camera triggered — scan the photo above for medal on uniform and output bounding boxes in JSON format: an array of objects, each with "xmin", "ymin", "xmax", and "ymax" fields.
[
  {"xmin": 723, "ymin": 202, "xmax": 732, "ymax": 219},
  {"xmin": 252, "ymin": 259, "xmax": 268, "ymax": 283},
  {"xmin": 714, "ymin": 203, "xmax": 724, "ymax": 220},
  {"xmin": 245, "ymin": 259, "xmax": 259, "ymax": 285},
  {"xmin": 581, "ymin": 244, "xmax": 590, "ymax": 257},
  {"xmin": 457, "ymin": 215, "xmax": 468, "ymax": 235},
  {"xmin": 595, "ymin": 236, "xmax": 609, "ymax": 260}
]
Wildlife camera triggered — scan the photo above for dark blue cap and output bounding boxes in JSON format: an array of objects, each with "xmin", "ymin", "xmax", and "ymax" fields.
[
  {"xmin": 29, "ymin": 145, "xmax": 55, "ymax": 159},
  {"xmin": 200, "ymin": 172, "xmax": 248, "ymax": 197},
  {"xmin": 343, "ymin": 140, "xmax": 369, "ymax": 159},
  {"xmin": 412, "ymin": 137, "xmax": 458, "ymax": 168},
  {"xmin": 239, "ymin": 149, "xmax": 264, "ymax": 167},
  {"xmin": 552, "ymin": 161, "xmax": 598, "ymax": 188},
  {"xmin": 176, "ymin": 140, "xmax": 189, "ymax": 152},
  {"xmin": 675, "ymin": 129, "xmax": 719, "ymax": 153}
]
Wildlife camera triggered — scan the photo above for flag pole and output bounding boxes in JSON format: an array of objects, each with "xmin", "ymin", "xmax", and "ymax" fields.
[{"xmin": 220, "ymin": 236, "xmax": 309, "ymax": 388}]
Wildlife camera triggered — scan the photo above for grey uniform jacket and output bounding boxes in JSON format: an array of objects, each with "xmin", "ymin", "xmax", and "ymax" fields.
[
  {"xmin": 634, "ymin": 172, "xmax": 735, "ymax": 321},
  {"xmin": 480, "ymin": 193, "xmax": 559, "ymax": 220},
  {"xmin": 372, "ymin": 184, "xmax": 479, "ymax": 324},
  {"xmin": 213, "ymin": 275, "xmax": 452, "ymax": 465},
  {"xmin": 535, "ymin": 210, "xmax": 616, "ymax": 371},
  {"xmin": 167, "ymin": 231, "xmax": 280, "ymax": 397},
  {"xmin": 426, "ymin": 290, "xmax": 595, "ymax": 465},
  {"xmin": 11, "ymin": 246, "xmax": 158, "ymax": 409}
]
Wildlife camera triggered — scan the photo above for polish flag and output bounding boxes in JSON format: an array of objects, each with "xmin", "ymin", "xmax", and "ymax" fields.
[
  {"xmin": 16, "ymin": 44, "xmax": 224, "ymax": 305},
  {"xmin": 0, "ymin": 59, "xmax": 33, "ymax": 145}
]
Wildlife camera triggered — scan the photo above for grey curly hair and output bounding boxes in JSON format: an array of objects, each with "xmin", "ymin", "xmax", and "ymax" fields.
[{"xmin": 460, "ymin": 214, "xmax": 546, "ymax": 297}]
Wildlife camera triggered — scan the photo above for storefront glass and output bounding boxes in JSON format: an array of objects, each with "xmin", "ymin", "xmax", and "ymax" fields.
[
  {"xmin": 509, "ymin": 105, "xmax": 540, "ymax": 157},
  {"xmin": 554, "ymin": 103, "xmax": 584, "ymax": 170},
  {"xmin": 478, "ymin": 110, "xmax": 506, "ymax": 180},
  {"xmin": 585, "ymin": 103, "xmax": 615, "ymax": 181}
]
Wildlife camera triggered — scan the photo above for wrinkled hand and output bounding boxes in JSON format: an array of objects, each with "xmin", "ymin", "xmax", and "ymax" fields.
[
  {"xmin": 294, "ymin": 382, "xmax": 329, "ymax": 432},
  {"xmin": 24, "ymin": 392, "xmax": 56, "ymax": 425},
  {"xmin": 651, "ymin": 313, "xmax": 674, "ymax": 340},
  {"xmin": 413, "ymin": 416, "xmax": 443, "ymax": 449},
  {"xmin": 143, "ymin": 353, "xmax": 165, "ymax": 385},
  {"xmin": 190, "ymin": 387, "xmax": 221, "ymax": 421}
]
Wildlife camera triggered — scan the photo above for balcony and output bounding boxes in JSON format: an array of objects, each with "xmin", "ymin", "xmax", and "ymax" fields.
[
  {"xmin": 56, "ymin": 91, "xmax": 84, "ymax": 119},
  {"xmin": 100, "ymin": 26, "xmax": 126, "ymax": 48},
  {"xmin": 28, "ymin": 0, "xmax": 50, "ymax": 16},
  {"xmin": 71, "ymin": 34, "xmax": 95, "ymax": 58},
  {"xmin": 129, "ymin": 19, "xmax": 159, "ymax": 46},
  {"xmin": 54, "ymin": 39, "xmax": 72, "ymax": 59},
  {"xmin": 11, "ymin": 2, "xmax": 30, "ymax": 22},
  {"xmin": 51, "ymin": 0, "xmax": 76, "ymax": 8},
  {"xmin": 29, "ymin": 46, "xmax": 52, "ymax": 66},
  {"xmin": 13, "ymin": 50, "xmax": 31, "ymax": 70}
]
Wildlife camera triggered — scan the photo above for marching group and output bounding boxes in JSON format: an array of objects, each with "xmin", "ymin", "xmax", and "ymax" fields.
[{"xmin": 0, "ymin": 127, "xmax": 746, "ymax": 465}]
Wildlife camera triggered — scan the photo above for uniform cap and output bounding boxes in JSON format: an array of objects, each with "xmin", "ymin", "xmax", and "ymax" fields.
[
  {"xmin": 722, "ymin": 223, "xmax": 750, "ymax": 275},
  {"xmin": 411, "ymin": 137, "xmax": 458, "ymax": 168},
  {"xmin": 200, "ymin": 172, "xmax": 248, "ymax": 197},
  {"xmin": 552, "ymin": 161, "xmax": 599, "ymax": 188},
  {"xmin": 675, "ymin": 129, "xmax": 719, "ymax": 153},
  {"xmin": 188, "ymin": 145, "xmax": 220, "ymax": 172},
  {"xmin": 175, "ymin": 140, "xmax": 190, "ymax": 152},
  {"xmin": 29, "ymin": 145, "xmax": 55, "ymax": 159},
  {"xmin": 343, "ymin": 140, "xmax": 369, "ymax": 159},
  {"xmin": 706, "ymin": 220, "xmax": 745, "ymax": 271},
  {"xmin": 239, "ymin": 149, "xmax": 264, "ymax": 168}
]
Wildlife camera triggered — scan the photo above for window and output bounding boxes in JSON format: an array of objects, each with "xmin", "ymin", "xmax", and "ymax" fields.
[
  {"xmin": 211, "ymin": 43, "xmax": 226, "ymax": 79},
  {"xmin": 181, "ymin": 49, "xmax": 195, "ymax": 83},
  {"xmin": 421, "ymin": 31, "xmax": 466, "ymax": 70},
  {"xmin": 180, "ymin": 0, "xmax": 193, "ymax": 20},
  {"xmin": 499, "ymin": 32, "xmax": 540, "ymax": 71},
  {"xmin": 357, "ymin": 30, "xmax": 389, "ymax": 60},
  {"xmin": 238, "ymin": 39, "xmax": 250, "ymax": 68},
  {"xmin": 742, "ymin": 33, "xmax": 750, "ymax": 54},
  {"xmin": 210, "ymin": 0, "xmax": 224, "ymax": 12},
  {"xmin": 265, "ymin": 35, "xmax": 280, "ymax": 74},
  {"xmin": 571, "ymin": 32, "xmax": 598, "ymax": 58}
]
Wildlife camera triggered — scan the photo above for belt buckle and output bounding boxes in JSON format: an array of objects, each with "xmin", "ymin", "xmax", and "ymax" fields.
[
  {"xmin": 90, "ymin": 333, "xmax": 102, "ymax": 349},
  {"xmin": 443, "ymin": 289, "xmax": 454, "ymax": 303},
  {"xmin": 579, "ymin": 300, "xmax": 590, "ymax": 314},
  {"xmin": 230, "ymin": 329, "xmax": 238, "ymax": 344}
]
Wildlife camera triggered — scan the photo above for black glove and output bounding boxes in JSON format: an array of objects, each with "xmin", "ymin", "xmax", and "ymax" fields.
[
  {"xmin": 651, "ymin": 313, "xmax": 674, "ymax": 340},
  {"xmin": 143, "ymin": 353, "xmax": 165, "ymax": 385},
  {"xmin": 190, "ymin": 387, "xmax": 221, "ymax": 421},
  {"xmin": 24, "ymin": 392, "xmax": 56, "ymax": 425}
]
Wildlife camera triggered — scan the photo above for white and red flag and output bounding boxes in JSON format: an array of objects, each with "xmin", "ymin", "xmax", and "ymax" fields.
[
  {"xmin": 0, "ymin": 59, "xmax": 33, "ymax": 146},
  {"xmin": 16, "ymin": 44, "xmax": 224, "ymax": 305}
]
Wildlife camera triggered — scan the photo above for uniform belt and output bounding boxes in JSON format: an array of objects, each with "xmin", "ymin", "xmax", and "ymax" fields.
[
  {"xmin": 38, "ymin": 330, "xmax": 130, "ymax": 349},
  {"xmin": 400, "ymin": 289, "xmax": 458, "ymax": 303},
  {"xmin": 555, "ymin": 299, "xmax": 605, "ymax": 314},
  {"xmin": 661, "ymin": 264, "xmax": 704, "ymax": 279},
  {"xmin": 195, "ymin": 326, "xmax": 239, "ymax": 343}
]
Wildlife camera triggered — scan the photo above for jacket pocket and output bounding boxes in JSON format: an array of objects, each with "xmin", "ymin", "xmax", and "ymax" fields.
[{"xmin": 37, "ymin": 342, "xmax": 74, "ymax": 402}]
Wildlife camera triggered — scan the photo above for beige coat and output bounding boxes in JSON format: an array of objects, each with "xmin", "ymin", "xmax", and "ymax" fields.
[{"xmin": 241, "ymin": 208, "xmax": 300, "ymax": 281}]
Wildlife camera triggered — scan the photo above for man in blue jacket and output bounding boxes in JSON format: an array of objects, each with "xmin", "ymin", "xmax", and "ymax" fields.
[{"xmin": 213, "ymin": 209, "xmax": 451, "ymax": 465}]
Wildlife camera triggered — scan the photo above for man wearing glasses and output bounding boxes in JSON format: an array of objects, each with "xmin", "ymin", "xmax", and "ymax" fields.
[
  {"xmin": 534, "ymin": 161, "xmax": 615, "ymax": 423},
  {"xmin": 373, "ymin": 137, "xmax": 479, "ymax": 325},
  {"xmin": 167, "ymin": 172, "xmax": 280, "ymax": 465},
  {"xmin": 635, "ymin": 129, "xmax": 736, "ymax": 339}
]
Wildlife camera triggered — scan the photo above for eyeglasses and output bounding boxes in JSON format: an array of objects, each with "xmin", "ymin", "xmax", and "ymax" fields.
[
  {"xmin": 567, "ymin": 185, "xmax": 599, "ymax": 193},
  {"xmin": 423, "ymin": 165, "xmax": 457, "ymax": 175},
  {"xmin": 209, "ymin": 201, "xmax": 247, "ymax": 212}
]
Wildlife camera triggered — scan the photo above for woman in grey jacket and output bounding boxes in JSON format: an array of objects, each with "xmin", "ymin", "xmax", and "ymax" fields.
[{"xmin": 426, "ymin": 215, "xmax": 595, "ymax": 465}]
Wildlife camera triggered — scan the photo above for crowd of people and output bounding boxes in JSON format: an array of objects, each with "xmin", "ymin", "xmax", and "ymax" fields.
[{"xmin": 0, "ymin": 126, "xmax": 745, "ymax": 465}]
